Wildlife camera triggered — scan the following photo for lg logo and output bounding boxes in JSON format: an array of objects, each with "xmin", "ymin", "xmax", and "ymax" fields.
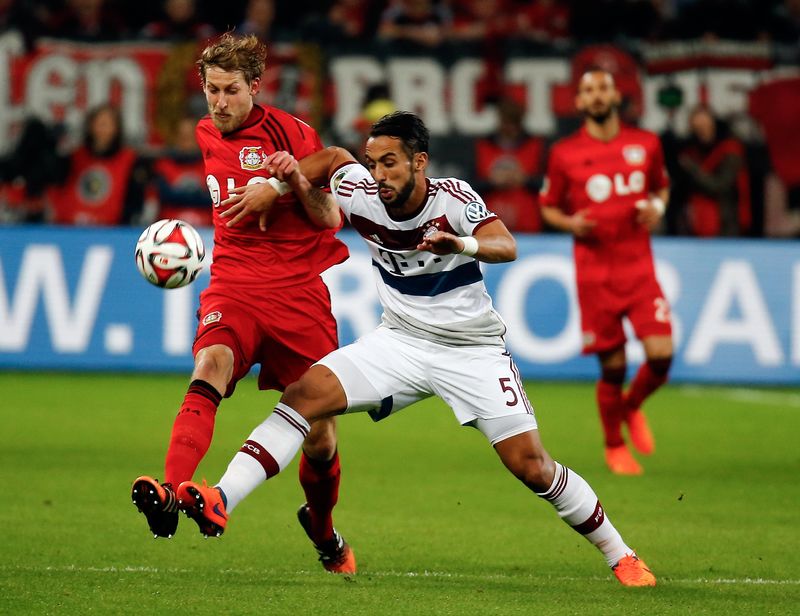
[{"xmin": 585, "ymin": 171, "xmax": 646, "ymax": 203}]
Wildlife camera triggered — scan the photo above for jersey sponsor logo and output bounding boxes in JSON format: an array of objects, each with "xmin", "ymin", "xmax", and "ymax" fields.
[
  {"xmin": 585, "ymin": 171, "xmax": 646, "ymax": 202},
  {"xmin": 465, "ymin": 200, "xmax": 492, "ymax": 223},
  {"xmin": 202, "ymin": 310, "xmax": 222, "ymax": 326},
  {"xmin": 239, "ymin": 146, "xmax": 266, "ymax": 171},
  {"xmin": 623, "ymin": 144, "xmax": 646, "ymax": 166}
]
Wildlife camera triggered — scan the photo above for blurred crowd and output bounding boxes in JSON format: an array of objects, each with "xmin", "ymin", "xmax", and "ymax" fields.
[
  {"xmin": 3, "ymin": 0, "xmax": 800, "ymax": 46},
  {"xmin": 1, "ymin": 0, "xmax": 800, "ymax": 237}
]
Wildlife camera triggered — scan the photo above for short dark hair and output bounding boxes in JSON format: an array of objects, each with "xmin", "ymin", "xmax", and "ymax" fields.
[{"xmin": 369, "ymin": 111, "xmax": 429, "ymax": 158}]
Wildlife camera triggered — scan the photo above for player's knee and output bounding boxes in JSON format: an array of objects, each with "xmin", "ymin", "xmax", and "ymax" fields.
[
  {"xmin": 282, "ymin": 367, "xmax": 346, "ymax": 421},
  {"xmin": 508, "ymin": 451, "xmax": 553, "ymax": 492},
  {"xmin": 647, "ymin": 356, "xmax": 672, "ymax": 376},
  {"xmin": 303, "ymin": 418, "xmax": 338, "ymax": 458},
  {"xmin": 193, "ymin": 345, "xmax": 234, "ymax": 383}
]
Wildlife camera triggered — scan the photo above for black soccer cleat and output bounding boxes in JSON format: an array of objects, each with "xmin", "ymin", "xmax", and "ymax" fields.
[
  {"xmin": 297, "ymin": 503, "xmax": 356, "ymax": 574},
  {"xmin": 131, "ymin": 476, "xmax": 179, "ymax": 538}
]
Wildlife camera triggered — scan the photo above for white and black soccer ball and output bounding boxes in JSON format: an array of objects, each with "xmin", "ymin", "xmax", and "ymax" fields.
[{"xmin": 134, "ymin": 219, "xmax": 206, "ymax": 289}]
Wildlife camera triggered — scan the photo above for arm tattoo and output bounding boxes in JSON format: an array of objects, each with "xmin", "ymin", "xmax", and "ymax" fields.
[{"xmin": 306, "ymin": 186, "xmax": 335, "ymax": 218}]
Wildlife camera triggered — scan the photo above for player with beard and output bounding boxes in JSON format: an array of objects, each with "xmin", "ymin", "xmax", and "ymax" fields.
[
  {"xmin": 173, "ymin": 111, "xmax": 657, "ymax": 587},
  {"xmin": 539, "ymin": 69, "xmax": 673, "ymax": 475},
  {"xmin": 130, "ymin": 33, "xmax": 356, "ymax": 574}
]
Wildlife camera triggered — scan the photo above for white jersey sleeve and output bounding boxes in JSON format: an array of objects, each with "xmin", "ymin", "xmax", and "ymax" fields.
[
  {"xmin": 329, "ymin": 162, "xmax": 373, "ymax": 220},
  {"xmin": 442, "ymin": 178, "xmax": 498, "ymax": 236}
]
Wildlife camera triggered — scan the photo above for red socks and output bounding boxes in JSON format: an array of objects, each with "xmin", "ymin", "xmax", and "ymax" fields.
[
  {"xmin": 596, "ymin": 367, "xmax": 627, "ymax": 448},
  {"xmin": 626, "ymin": 358, "xmax": 672, "ymax": 411},
  {"xmin": 299, "ymin": 450, "xmax": 341, "ymax": 543},
  {"xmin": 164, "ymin": 380, "xmax": 222, "ymax": 485}
]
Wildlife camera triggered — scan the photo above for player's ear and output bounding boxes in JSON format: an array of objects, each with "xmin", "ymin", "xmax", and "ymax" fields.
[
  {"xmin": 414, "ymin": 152, "xmax": 428, "ymax": 172},
  {"xmin": 249, "ymin": 77, "xmax": 261, "ymax": 96}
]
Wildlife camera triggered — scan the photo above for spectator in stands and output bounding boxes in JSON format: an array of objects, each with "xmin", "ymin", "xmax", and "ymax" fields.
[
  {"xmin": 377, "ymin": 0, "xmax": 452, "ymax": 48},
  {"xmin": 0, "ymin": 0, "xmax": 47, "ymax": 50},
  {"xmin": 448, "ymin": 0, "xmax": 518, "ymax": 42},
  {"xmin": 140, "ymin": 0, "xmax": 215, "ymax": 42},
  {"xmin": 150, "ymin": 116, "xmax": 210, "ymax": 228},
  {"xmin": 672, "ymin": 105, "xmax": 750, "ymax": 237},
  {"xmin": 47, "ymin": 0, "xmax": 127, "ymax": 41},
  {"xmin": 759, "ymin": 0, "xmax": 800, "ymax": 44},
  {"xmin": 517, "ymin": 0, "xmax": 571, "ymax": 43},
  {"xmin": 326, "ymin": 0, "xmax": 376, "ymax": 40},
  {"xmin": 475, "ymin": 97, "xmax": 545, "ymax": 232},
  {"xmin": 49, "ymin": 103, "xmax": 148, "ymax": 226},
  {"xmin": 238, "ymin": 0, "xmax": 276, "ymax": 41},
  {"xmin": 0, "ymin": 117, "xmax": 63, "ymax": 223}
]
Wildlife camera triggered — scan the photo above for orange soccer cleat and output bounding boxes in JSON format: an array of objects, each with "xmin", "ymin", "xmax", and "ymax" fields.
[
  {"xmin": 613, "ymin": 554, "xmax": 657, "ymax": 587},
  {"xmin": 131, "ymin": 476, "xmax": 179, "ymax": 538},
  {"xmin": 604, "ymin": 444, "xmax": 643, "ymax": 475},
  {"xmin": 176, "ymin": 480, "xmax": 228, "ymax": 538},
  {"xmin": 625, "ymin": 408, "xmax": 655, "ymax": 455},
  {"xmin": 297, "ymin": 503, "xmax": 357, "ymax": 574}
]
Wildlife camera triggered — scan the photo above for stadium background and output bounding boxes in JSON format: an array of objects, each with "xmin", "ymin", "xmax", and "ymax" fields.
[
  {"xmin": 1, "ymin": 0, "xmax": 799, "ymax": 384},
  {"xmin": 2, "ymin": 3, "xmax": 800, "ymax": 615}
]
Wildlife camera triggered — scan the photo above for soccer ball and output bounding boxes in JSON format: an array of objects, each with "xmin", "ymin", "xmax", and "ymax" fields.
[{"xmin": 135, "ymin": 219, "xmax": 206, "ymax": 289}]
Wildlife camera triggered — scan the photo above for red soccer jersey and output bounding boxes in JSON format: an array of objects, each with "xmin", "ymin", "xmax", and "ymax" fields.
[
  {"xmin": 195, "ymin": 104, "xmax": 348, "ymax": 290},
  {"xmin": 539, "ymin": 125, "xmax": 668, "ymax": 289}
]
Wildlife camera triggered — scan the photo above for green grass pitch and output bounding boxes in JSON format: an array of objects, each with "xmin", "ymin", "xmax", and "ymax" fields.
[{"xmin": 1, "ymin": 372, "xmax": 798, "ymax": 615}]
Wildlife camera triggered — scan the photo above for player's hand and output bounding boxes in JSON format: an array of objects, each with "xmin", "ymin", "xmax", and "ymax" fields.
[
  {"xmin": 417, "ymin": 229, "xmax": 462, "ymax": 255},
  {"xmin": 569, "ymin": 211, "xmax": 597, "ymax": 237},
  {"xmin": 219, "ymin": 182, "xmax": 280, "ymax": 231},
  {"xmin": 635, "ymin": 199, "xmax": 664, "ymax": 231},
  {"xmin": 263, "ymin": 151, "xmax": 313, "ymax": 194}
]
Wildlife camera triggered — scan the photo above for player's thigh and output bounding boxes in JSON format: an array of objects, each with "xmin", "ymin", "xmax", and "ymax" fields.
[
  {"xmin": 627, "ymin": 280, "xmax": 672, "ymax": 342},
  {"xmin": 258, "ymin": 281, "xmax": 340, "ymax": 391},
  {"xmin": 577, "ymin": 283, "xmax": 626, "ymax": 354},
  {"xmin": 431, "ymin": 345, "xmax": 536, "ymax": 425},
  {"xmin": 318, "ymin": 327, "xmax": 433, "ymax": 420},
  {"xmin": 193, "ymin": 290, "xmax": 263, "ymax": 397}
]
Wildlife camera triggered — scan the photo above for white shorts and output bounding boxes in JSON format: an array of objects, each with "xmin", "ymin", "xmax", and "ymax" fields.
[{"xmin": 317, "ymin": 326, "xmax": 538, "ymax": 445}]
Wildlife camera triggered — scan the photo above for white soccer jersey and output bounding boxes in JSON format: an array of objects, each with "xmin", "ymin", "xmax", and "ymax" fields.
[{"xmin": 330, "ymin": 162, "xmax": 506, "ymax": 345}]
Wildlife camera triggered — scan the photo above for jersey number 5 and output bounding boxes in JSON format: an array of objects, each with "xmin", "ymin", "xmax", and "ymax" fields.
[{"xmin": 499, "ymin": 377, "xmax": 520, "ymax": 407}]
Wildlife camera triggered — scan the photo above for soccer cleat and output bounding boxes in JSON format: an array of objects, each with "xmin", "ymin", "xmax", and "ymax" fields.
[
  {"xmin": 613, "ymin": 554, "xmax": 657, "ymax": 586},
  {"xmin": 625, "ymin": 408, "xmax": 655, "ymax": 455},
  {"xmin": 604, "ymin": 444, "xmax": 643, "ymax": 475},
  {"xmin": 297, "ymin": 503, "xmax": 357, "ymax": 574},
  {"xmin": 131, "ymin": 476, "xmax": 179, "ymax": 538},
  {"xmin": 175, "ymin": 480, "xmax": 228, "ymax": 538}
]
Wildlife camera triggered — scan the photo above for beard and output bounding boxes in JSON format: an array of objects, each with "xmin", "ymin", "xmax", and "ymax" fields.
[
  {"xmin": 584, "ymin": 102, "xmax": 617, "ymax": 124},
  {"xmin": 379, "ymin": 175, "xmax": 416, "ymax": 210}
]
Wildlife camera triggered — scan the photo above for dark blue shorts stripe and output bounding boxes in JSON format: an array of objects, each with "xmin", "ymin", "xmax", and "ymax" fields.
[{"xmin": 373, "ymin": 260, "xmax": 483, "ymax": 296}]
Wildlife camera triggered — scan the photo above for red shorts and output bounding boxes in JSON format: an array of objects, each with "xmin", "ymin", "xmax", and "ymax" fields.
[
  {"xmin": 193, "ymin": 277, "xmax": 338, "ymax": 397},
  {"xmin": 577, "ymin": 277, "xmax": 672, "ymax": 355}
]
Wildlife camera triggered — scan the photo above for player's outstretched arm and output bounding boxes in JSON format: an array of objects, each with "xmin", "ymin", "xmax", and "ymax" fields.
[
  {"xmin": 266, "ymin": 151, "xmax": 341, "ymax": 229},
  {"xmin": 541, "ymin": 205, "xmax": 597, "ymax": 237},
  {"xmin": 417, "ymin": 219, "xmax": 517, "ymax": 263}
]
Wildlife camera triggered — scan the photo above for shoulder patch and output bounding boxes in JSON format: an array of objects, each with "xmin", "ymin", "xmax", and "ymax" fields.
[
  {"xmin": 465, "ymin": 201, "xmax": 493, "ymax": 223},
  {"xmin": 332, "ymin": 168, "xmax": 349, "ymax": 192}
]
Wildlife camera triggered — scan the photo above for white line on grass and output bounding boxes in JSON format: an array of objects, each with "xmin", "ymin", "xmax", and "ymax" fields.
[
  {"xmin": 678, "ymin": 386, "xmax": 800, "ymax": 408},
  {"xmin": 7, "ymin": 565, "xmax": 799, "ymax": 586}
]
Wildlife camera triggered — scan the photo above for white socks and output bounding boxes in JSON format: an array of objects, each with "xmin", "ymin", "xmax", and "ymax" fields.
[
  {"xmin": 537, "ymin": 462, "xmax": 633, "ymax": 567},
  {"xmin": 217, "ymin": 402, "xmax": 310, "ymax": 512}
]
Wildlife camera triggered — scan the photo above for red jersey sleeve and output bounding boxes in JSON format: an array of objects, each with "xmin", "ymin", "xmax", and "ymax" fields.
[
  {"xmin": 539, "ymin": 144, "xmax": 568, "ymax": 211},
  {"xmin": 648, "ymin": 135, "xmax": 670, "ymax": 193}
]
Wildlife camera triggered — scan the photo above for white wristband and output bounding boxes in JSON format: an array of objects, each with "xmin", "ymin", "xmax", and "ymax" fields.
[
  {"xmin": 265, "ymin": 176, "xmax": 291, "ymax": 196},
  {"xmin": 651, "ymin": 197, "xmax": 666, "ymax": 216},
  {"xmin": 457, "ymin": 235, "xmax": 479, "ymax": 257}
]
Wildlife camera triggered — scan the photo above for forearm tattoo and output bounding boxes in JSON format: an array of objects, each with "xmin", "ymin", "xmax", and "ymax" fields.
[{"xmin": 306, "ymin": 186, "xmax": 335, "ymax": 218}]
